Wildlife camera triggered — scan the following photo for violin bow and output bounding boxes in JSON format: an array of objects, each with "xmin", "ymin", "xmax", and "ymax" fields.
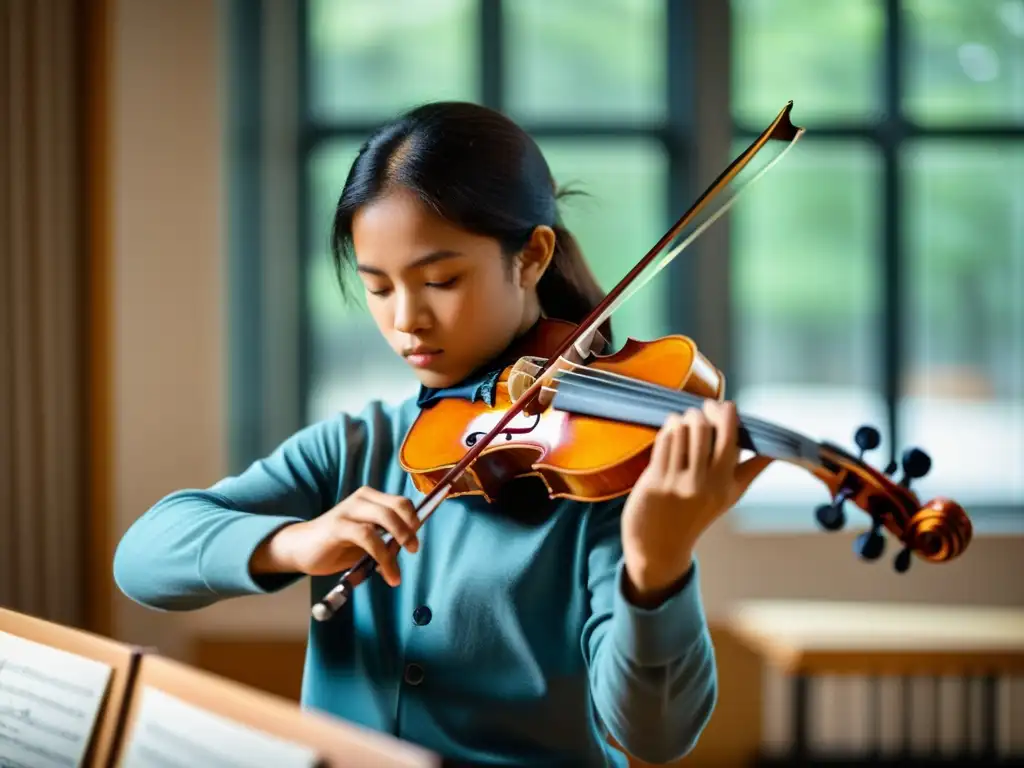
[{"xmin": 312, "ymin": 101, "xmax": 806, "ymax": 621}]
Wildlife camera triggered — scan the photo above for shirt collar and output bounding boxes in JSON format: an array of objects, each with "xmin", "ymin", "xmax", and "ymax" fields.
[{"xmin": 415, "ymin": 366, "xmax": 504, "ymax": 409}]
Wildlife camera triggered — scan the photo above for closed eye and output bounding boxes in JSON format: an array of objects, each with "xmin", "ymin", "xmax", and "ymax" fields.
[
  {"xmin": 365, "ymin": 286, "xmax": 392, "ymax": 297},
  {"xmin": 425, "ymin": 276, "xmax": 459, "ymax": 289}
]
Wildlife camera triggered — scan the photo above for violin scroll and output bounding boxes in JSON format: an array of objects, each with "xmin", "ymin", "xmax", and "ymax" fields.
[
  {"xmin": 902, "ymin": 497, "xmax": 972, "ymax": 564},
  {"xmin": 811, "ymin": 423, "xmax": 972, "ymax": 573}
]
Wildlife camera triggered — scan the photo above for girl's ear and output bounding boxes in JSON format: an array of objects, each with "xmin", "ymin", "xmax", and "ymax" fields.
[{"xmin": 518, "ymin": 225, "xmax": 556, "ymax": 289}]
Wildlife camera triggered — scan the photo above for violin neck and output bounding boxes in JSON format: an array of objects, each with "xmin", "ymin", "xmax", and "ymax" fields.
[{"xmin": 550, "ymin": 368, "xmax": 820, "ymax": 464}]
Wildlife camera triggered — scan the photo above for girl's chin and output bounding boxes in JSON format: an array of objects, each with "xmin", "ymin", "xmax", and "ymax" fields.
[{"xmin": 410, "ymin": 366, "xmax": 462, "ymax": 390}]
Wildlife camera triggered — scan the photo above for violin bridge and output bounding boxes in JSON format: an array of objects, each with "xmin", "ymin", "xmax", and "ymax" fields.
[{"xmin": 508, "ymin": 355, "xmax": 546, "ymax": 403}]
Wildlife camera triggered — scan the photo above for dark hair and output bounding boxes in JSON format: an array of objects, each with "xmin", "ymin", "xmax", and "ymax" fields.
[{"xmin": 329, "ymin": 101, "xmax": 612, "ymax": 346}]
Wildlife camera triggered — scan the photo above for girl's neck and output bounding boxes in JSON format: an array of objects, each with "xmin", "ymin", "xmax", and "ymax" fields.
[{"xmin": 516, "ymin": 298, "xmax": 543, "ymax": 337}]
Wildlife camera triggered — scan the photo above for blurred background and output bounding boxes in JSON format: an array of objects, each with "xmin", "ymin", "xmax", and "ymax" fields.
[{"xmin": 2, "ymin": 0, "xmax": 1022, "ymax": 765}]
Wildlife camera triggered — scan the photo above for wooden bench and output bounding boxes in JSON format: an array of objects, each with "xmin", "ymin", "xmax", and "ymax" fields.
[{"xmin": 728, "ymin": 601, "xmax": 1024, "ymax": 766}]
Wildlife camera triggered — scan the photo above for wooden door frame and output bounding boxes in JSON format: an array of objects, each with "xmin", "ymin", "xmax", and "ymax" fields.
[{"xmin": 84, "ymin": 0, "xmax": 113, "ymax": 639}]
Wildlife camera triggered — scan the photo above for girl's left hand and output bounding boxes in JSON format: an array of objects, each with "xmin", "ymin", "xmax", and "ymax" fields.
[{"xmin": 620, "ymin": 400, "xmax": 772, "ymax": 607}]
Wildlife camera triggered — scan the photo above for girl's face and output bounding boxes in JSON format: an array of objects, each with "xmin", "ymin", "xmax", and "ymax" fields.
[{"xmin": 351, "ymin": 186, "xmax": 554, "ymax": 389}]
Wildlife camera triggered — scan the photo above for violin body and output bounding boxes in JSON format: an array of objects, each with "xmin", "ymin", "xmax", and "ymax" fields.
[{"xmin": 399, "ymin": 318, "xmax": 725, "ymax": 503}]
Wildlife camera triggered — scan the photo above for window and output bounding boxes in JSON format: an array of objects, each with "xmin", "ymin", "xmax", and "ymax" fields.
[
  {"xmin": 299, "ymin": 0, "xmax": 689, "ymax": 424},
  {"xmin": 728, "ymin": 0, "xmax": 1024, "ymax": 531}
]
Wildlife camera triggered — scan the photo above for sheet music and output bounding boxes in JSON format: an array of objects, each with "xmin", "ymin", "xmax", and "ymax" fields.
[
  {"xmin": 120, "ymin": 687, "xmax": 322, "ymax": 768},
  {"xmin": 0, "ymin": 629, "xmax": 113, "ymax": 768}
]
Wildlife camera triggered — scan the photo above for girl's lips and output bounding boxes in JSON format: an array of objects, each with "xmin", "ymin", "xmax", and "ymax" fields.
[{"xmin": 405, "ymin": 350, "xmax": 443, "ymax": 367}]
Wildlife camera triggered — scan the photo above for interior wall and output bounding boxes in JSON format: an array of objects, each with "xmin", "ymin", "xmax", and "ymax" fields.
[
  {"xmin": 112, "ymin": 0, "xmax": 247, "ymax": 658},
  {"xmin": 107, "ymin": 0, "xmax": 1023, "ymax": 662}
]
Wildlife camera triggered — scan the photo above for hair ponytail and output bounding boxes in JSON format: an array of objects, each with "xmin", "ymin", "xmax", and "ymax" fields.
[{"xmin": 539, "ymin": 225, "xmax": 613, "ymax": 349}]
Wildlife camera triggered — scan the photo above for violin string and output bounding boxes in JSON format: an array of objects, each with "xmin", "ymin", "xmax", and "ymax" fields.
[
  {"xmin": 562, "ymin": 365, "xmax": 814, "ymax": 454},
  {"xmin": 550, "ymin": 372, "xmax": 922, "ymax": 533},
  {"xmin": 556, "ymin": 372, "xmax": 919, "ymax": 526},
  {"xmin": 555, "ymin": 368, "xmax": 900, "ymax": 494},
  {"xmin": 551, "ymin": 370, "xmax": 810, "ymax": 462},
  {"xmin": 560, "ymin": 368, "xmax": 818, "ymax": 461},
  {"xmin": 552, "ymin": 378, "xmax": 801, "ymax": 462},
  {"xmin": 553, "ymin": 367, "xmax": 819, "ymax": 462}
]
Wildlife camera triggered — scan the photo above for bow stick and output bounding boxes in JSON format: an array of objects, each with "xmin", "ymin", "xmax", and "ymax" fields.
[{"xmin": 312, "ymin": 101, "xmax": 806, "ymax": 621}]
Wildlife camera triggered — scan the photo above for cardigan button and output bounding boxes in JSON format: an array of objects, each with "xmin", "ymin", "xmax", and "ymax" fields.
[
  {"xmin": 404, "ymin": 663, "xmax": 424, "ymax": 686},
  {"xmin": 412, "ymin": 605, "xmax": 432, "ymax": 626}
]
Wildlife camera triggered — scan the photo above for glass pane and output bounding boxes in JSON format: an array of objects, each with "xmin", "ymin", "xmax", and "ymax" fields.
[
  {"xmin": 899, "ymin": 141, "xmax": 1024, "ymax": 510},
  {"xmin": 536, "ymin": 138, "xmax": 669, "ymax": 344},
  {"xmin": 904, "ymin": 0, "xmax": 1024, "ymax": 125},
  {"xmin": 306, "ymin": 139, "xmax": 422, "ymax": 423},
  {"xmin": 731, "ymin": 0, "xmax": 884, "ymax": 126},
  {"xmin": 307, "ymin": 0, "xmax": 477, "ymax": 122},
  {"xmin": 730, "ymin": 141, "xmax": 888, "ymax": 514},
  {"xmin": 505, "ymin": 0, "xmax": 666, "ymax": 123}
]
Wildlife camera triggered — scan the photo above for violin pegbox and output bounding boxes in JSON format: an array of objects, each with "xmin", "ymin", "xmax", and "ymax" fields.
[
  {"xmin": 812, "ymin": 425, "xmax": 971, "ymax": 573},
  {"xmin": 814, "ymin": 425, "xmax": 882, "ymax": 532}
]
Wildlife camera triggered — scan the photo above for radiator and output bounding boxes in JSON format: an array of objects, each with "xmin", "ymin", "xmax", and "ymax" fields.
[{"xmin": 759, "ymin": 669, "xmax": 1024, "ymax": 763}]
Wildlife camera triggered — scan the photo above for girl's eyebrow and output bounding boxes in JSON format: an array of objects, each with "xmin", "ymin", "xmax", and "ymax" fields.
[{"xmin": 356, "ymin": 250, "xmax": 465, "ymax": 276}]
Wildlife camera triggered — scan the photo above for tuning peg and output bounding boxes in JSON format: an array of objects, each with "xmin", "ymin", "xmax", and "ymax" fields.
[
  {"xmin": 883, "ymin": 459, "xmax": 898, "ymax": 476},
  {"xmin": 815, "ymin": 502, "xmax": 846, "ymax": 531},
  {"xmin": 814, "ymin": 487, "xmax": 851, "ymax": 532},
  {"xmin": 898, "ymin": 447, "xmax": 931, "ymax": 487},
  {"xmin": 854, "ymin": 514, "xmax": 886, "ymax": 561},
  {"xmin": 894, "ymin": 545, "xmax": 912, "ymax": 573},
  {"xmin": 854, "ymin": 425, "xmax": 880, "ymax": 459}
]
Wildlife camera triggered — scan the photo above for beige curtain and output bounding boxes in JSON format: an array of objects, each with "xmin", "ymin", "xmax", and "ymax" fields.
[{"xmin": 0, "ymin": 0, "xmax": 86, "ymax": 627}]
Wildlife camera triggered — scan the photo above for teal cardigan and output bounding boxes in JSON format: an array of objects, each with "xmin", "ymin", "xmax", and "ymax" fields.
[{"xmin": 113, "ymin": 392, "xmax": 718, "ymax": 766}]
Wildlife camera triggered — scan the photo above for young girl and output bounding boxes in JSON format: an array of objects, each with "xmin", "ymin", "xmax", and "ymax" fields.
[{"xmin": 113, "ymin": 101, "xmax": 770, "ymax": 767}]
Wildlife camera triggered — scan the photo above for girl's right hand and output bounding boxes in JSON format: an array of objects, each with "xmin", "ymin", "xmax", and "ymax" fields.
[{"xmin": 250, "ymin": 486, "xmax": 421, "ymax": 586}]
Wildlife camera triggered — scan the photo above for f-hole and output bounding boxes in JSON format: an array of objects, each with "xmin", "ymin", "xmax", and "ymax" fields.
[{"xmin": 464, "ymin": 413, "xmax": 542, "ymax": 447}]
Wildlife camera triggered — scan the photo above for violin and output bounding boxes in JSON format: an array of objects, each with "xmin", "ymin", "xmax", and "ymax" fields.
[
  {"xmin": 400, "ymin": 316, "xmax": 971, "ymax": 569},
  {"xmin": 310, "ymin": 102, "xmax": 972, "ymax": 622}
]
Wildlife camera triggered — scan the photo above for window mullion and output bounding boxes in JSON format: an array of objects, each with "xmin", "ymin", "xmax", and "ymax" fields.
[
  {"xmin": 882, "ymin": 0, "xmax": 904, "ymax": 471},
  {"xmin": 665, "ymin": 0, "xmax": 697, "ymax": 339},
  {"xmin": 480, "ymin": 0, "xmax": 503, "ymax": 110}
]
